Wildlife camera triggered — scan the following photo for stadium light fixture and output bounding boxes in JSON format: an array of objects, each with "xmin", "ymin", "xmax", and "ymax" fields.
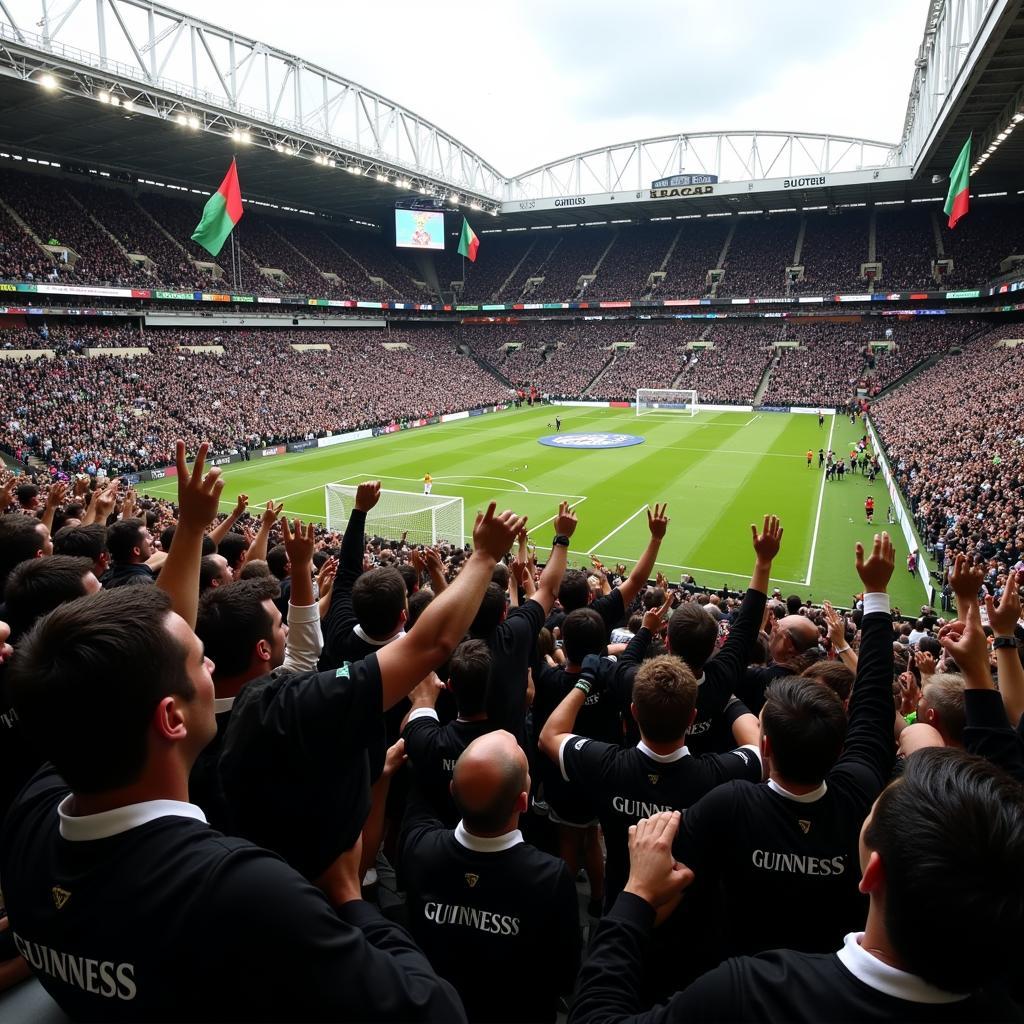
[
  {"xmin": 38, "ymin": 73, "xmax": 58, "ymax": 91},
  {"xmin": 110, "ymin": 96, "xmax": 121, "ymax": 107},
  {"xmin": 99, "ymin": 91, "xmax": 110, "ymax": 104},
  {"xmin": 328, "ymin": 159, "xmax": 336, "ymax": 168},
  {"xmin": 314, "ymin": 154, "xmax": 325, "ymax": 164},
  {"xmin": 347, "ymin": 165, "xmax": 362, "ymax": 174},
  {"xmin": 231, "ymin": 129, "xmax": 251, "ymax": 145},
  {"xmin": 187, "ymin": 115, "xmax": 199, "ymax": 130},
  {"xmin": 122, "ymin": 100, "xmax": 134, "ymax": 113},
  {"xmin": 449, "ymin": 193, "xmax": 460, "ymax": 204},
  {"xmin": 470, "ymin": 201, "xmax": 481, "ymax": 211}
]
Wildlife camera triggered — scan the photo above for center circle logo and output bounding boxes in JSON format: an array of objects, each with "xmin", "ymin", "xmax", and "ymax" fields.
[{"xmin": 538, "ymin": 432, "xmax": 646, "ymax": 450}]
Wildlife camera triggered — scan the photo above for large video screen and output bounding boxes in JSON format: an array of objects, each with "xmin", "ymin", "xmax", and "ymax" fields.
[{"xmin": 395, "ymin": 209, "xmax": 445, "ymax": 250}]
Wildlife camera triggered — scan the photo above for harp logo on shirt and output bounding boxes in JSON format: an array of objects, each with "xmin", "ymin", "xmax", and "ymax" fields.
[
  {"xmin": 647, "ymin": 774, "xmax": 660, "ymax": 785},
  {"xmin": 464, "ymin": 873, "xmax": 480, "ymax": 888},
  {"xmin": 51, "ymin": 886, "xmax": 71, "ymax": 910},
  {"xmin": 798, "ymin": 820, "xmax": 811, "ymax": 834}
]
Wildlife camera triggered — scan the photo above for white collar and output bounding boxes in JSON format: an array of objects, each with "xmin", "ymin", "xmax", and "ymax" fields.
[
  {"xmin": 353, "ymin": 624, "xmax": 405, "ymax": 647},
  {"xmin": 767, "ymin": 778, "xmax": 828, "ymax": 803},
  {"xmin": 214, "ymin": 696, "xmax": 235, "ymax": 714},
  {"xmin": 58, "ymin": 795, "xmax": 207, "ymax": 842},
  {"xmin": 837, "ymin": 932, "xmax": 968, "ymax": 1004},
  {"xmin": 637, "ymin": 740, "xmax": 689, "ymax": 763},
  {"xmin": 454, "ymin": 821, "xmax": 524, "ymax": 852}
]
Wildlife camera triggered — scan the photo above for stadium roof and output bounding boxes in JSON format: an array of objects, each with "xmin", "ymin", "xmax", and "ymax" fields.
[{"xmin": 0, "ymin": 0, "xmax": 1020, "ymax": 229}]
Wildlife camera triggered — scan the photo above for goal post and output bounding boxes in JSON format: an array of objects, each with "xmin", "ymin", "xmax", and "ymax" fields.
[
  {"xmin": 636, "ymin": 388, "xmax": 699, "ymax": 417},
  {"xmin": 324, "ymin": 484, "xmax": 465, "ymax": 548}
]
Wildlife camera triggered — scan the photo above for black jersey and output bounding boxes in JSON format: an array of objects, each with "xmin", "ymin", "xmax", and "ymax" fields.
[
  {"xmin": 559, "ymin": 734, "xmax": 761, "ymax": 904},
  {"xmin": 400, "ymin": 800, "xmax": 579, "ymax": 1023},
  {"xmin": 677, "ymin": 603, "xmax": 895, "ymax": 956},
  {"xmin": 0, "ymin": 767, "xmax": 464, "ymax": 1022},
  {"xmin": 571, "ymin": 895, "xmax": 1018, "ymax": 1024},
  {"xmin": 218, "ymin": 655, "xmax": 383, "ymax": 880}
]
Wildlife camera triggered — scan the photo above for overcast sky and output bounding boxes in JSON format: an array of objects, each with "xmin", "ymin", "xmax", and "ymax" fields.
[{"xmin": 152, "ymin": 0, "xmax": 926, "ymax": 175}]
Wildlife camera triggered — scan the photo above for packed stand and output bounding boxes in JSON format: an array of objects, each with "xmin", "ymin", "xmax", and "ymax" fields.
[
  {"xmin": 528, "ymin": 228, "xmax": 614, "ymax": 302},
  {"xmin": 719, "ymin": 213, "xmax": 800, "ymax": 296},
  {"xmin": 2, "ymin": 449, "xmax": 1023, "ymax": 1023},
  {"xmin": 874, "ymin": 206, "xmax": 936, "ymax": 290},
  {"xmin": 0, "ymin": 327, "xmax": 508, "ymax": 473},
  {"xmin": 587, "ymin": 322, "xmax": 686, "ymax": 400},
  {"xmin": 458, "ymin": 234, "xmax": 535, "ymax": 303},
  {"xmin": 0, "ymin": 169, "xmax": 149, "ymax": 288},
  {"xmin": 0, "ymin": 205, "xmax": 54, "ymax": 283},
  {"xmin": 671, "ymin": 321, "xmax": 777, "ymax": 404},
  {"xmin": 795, "ymin": 209, "xmax": 869, "ymax": 294},
  {"xmin": 873, "ymin": 326, "xmax": 1024, "ymax": 573},
  {"xmin": 63, "ymin": 180, "xmax": 209, "ymax": 291},
  {"xmin": 653, "ymin": 216, "xmax": 729, "ymax": 299},
  {"xmin": 939, "ymin": 202, "xmax": 1024, "ymax": 289},
  {"xmin": 584, "ymin": 223, "xmax": 677, "ymax": 299}
]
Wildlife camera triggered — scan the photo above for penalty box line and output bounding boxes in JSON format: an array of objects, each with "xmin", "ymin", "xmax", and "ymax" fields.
[{"xmin": 570, "ymin": 549, "xmax": 807, "ymax": 588}]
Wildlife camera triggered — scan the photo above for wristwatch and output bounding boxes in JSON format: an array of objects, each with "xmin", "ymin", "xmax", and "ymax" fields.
[
  {"xmin": 993, "ymin": 636, "xmax": 1021, "ymax": 650},
  {"xmin": 552, "ymin": 534, "xmax": 570, "ymax": 547}
]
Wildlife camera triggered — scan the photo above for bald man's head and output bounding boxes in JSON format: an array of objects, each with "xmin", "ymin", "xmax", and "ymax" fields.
[
  {"xmin": 770, "ymin": 614, "xmax": 820, "ymax": 665},
  {"xmin": 451, "ymin": 731, "xmax": 529, "ymax": 835}
]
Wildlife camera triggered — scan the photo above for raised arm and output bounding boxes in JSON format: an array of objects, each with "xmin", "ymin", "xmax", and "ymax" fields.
[
  {"xmin": 156, "ymin": 441, "xmax": 224, "ymax": 629},
  {"xmin": 422, "ymin": 546, "xmax": 448, "ymax": 594},
  {"xmin": 39, "ymin": 480, "xmax": 67, "ymax": 535},
  {"xmin": 208, "ymin": 492, "xmax": 248, "ymax": 545},
  {"xmin": 375, "ymin": 503, "xmax": 525, "ymax": 710},
  {"xmin": 834, "ymin": 533, "xmax": 896, "ymax": 784},
  {"xmin": 985, "ymin": 568, "xmax": 1024, "ymax": 728},
  {"xmin": 279, "ymin": 518, "xmax": 322, "ymax": 673},
  {"xmin": 531, "ymin": 501, "xmax": 578, "ymax": 615},
  {"xmin": 538, "ymin": 654, "xmax": 600, "ymax": 761},
  {"xmin": 616, "ymin": 504, "xmax": 670, "ymax": 608},
  {"xmin": 824, "ymin": 600, "xmax": 858, "ymax": 670},
  {"xmin": 244, "ymin": 499, "xmax": 283, "ymax": 565}
]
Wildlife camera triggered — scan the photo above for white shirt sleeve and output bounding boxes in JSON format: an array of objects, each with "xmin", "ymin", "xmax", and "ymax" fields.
[{"xmin": 281, "ymin": 602, "xmax": 323, "ymax": 673}]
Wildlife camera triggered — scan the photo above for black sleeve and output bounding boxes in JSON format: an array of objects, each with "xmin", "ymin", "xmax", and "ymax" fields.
[
  {"xmin": 401, "ymin": 712, "xmax": 443, "ymax": 769},
  {"xmin": 487, "ymin": 600, "xmax": 546, "ymax": 734},
  {"xmin": 964, "ymin": 689, "xmax": 1024, "ymax": 783},
  {"xmin": 673, "ymin": 783, "xmax": 734, "ymax": 876},
  {"xmin": 703, "ymin": 589, "xmax": 767, "ymax": 707},
  {"xmin": 591, "ymin": 589, "xmax": 626, "ymax": 633},
  {"xmin": 619, "ymin": 627, "xmax": 652, "ymax": 669},
  {"xmin": 553, "ymin": 862, "xmax": 583, "ymax": 997},
  {"xmin": 209, "ymin": 844, "xmax": 466, "ymax": 1022},
  {"xmin": 830, "ymin": 608, "xmax": 895, "ymax": 793},
  {"xmin": 321, "ymin": 508, "xmax": 367, "ymax": 668},
  {"xmin": 609, "ymin": 629, "xmax": 650, "ymax": 714},
  {"xmin": 397, "ymin": 786, "xmax": 446, "ymax": 876}
]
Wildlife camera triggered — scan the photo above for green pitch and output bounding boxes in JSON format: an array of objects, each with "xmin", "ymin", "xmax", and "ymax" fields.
[{"xmin": 143, "ymin": 406, "xmax": 929, "ymax": 611}]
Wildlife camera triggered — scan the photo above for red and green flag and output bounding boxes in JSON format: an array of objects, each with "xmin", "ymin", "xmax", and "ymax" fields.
[
  {"xmin": 191, "ymin": 159, "xmax": 243, "ymax": 257},
  {"xmin": 457, "ymin": 216, "xmax": 479, "ymax": 262},
  {"xmin": 943, "ymin": 135, "xmax": 971, "ymax": 230}
]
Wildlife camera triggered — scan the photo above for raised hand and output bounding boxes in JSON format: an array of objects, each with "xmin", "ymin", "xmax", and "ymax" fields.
[
  {"xmin": 985, "ymin": 568, "xmax": 1022, "ymax": 637},
  {"xmin": 408, "ymin": 546, "xmax": 425, "ymax": 577},
  {"xmin": 751, "ymin": 514, "xmax": 783, "ymax": 564},
  {"xmin": 855, "ymin": 532, "xmax": 895, "ymax": 593},
  {"xmin": 939, "ymin": 600, "xmax": 990, "ymax": 685},
  {"xmin": 260, "ymin": 499, "xmax": 284, "ymax": 528},
  {"xmin": 233, "ymin": 492, "xmax": 250, "ymax": 517},
  {"xmin": 175, "ymin": 441, "xmax": 225, "ymax": 531},
  {"xmin": 647, "ymin": 503, "xmax": 670, "ymax": 540},
  {"xmin": 281, "ymin": 517, "xmax": 316, "ymax": 567},
  {"xmin": 624, "ymin": 811, "xmax": 694, "ymax": 926},
  {"xmin": 316, "ymin": 556, "xmax": 339, "ymax": 597},
  {"xmin": 92, "ymin": 478, "xmax": 120, "ymax": 521},
  {"xmin": 72, "ymin": 474, "xmax": 90, "ymax": 499},
  {"xmin": 553, "ymin": 500, "xmax": 578, "ymax": 539},
  {"xmin": 914, "ymin": 650, "xmax": 937, "ymax": 677},
  {"xmin": 472, "ymin": 502, "xmax": 527, "ymax": 562},
  {"xmin": 642, "ymin": 591, "xmax": 674, "ymax": 634},
  {"xmin": 948, "ymin": 553, "xmax": 985, "ymax": 607},
  {"xmin": 120, "ymin": 486, "xmax": 137, "ymax": 522},
  {"xmin": 45, "ymin": 479, "xmax": 68, "ymax": 511},
  {"xmin": 423, "ymin": 547, "xmax": 445, "ymax": 575},
  {"xmin": 897, "ymin": 671, "xmax": 921, "ymax": 717},
  {"xmin": 354, "ymin": 480, "xmax": 381, "ymax": 513},
  {"xmin": 822, "ymin": 600, "xmax": 846, "ymax": 648}
]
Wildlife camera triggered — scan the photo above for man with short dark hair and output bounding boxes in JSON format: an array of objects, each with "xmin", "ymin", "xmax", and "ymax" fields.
[
  {"xmin": 3, "ymin": 555, "xmax": 100, "ymax": 642},
  {"xmin": 0, "ymin": 446, "xmax": 466, "ymax": 1022},
  {"xmin": 673, "ymin": 534, "xmax": 897, "ymax": 959},
  {"xmin": 216, "ymin": 532, "xmax": 248, "ymax": 579},
  {"xmin": 401, "ymin": 730, "xmax": 579, "ymax": 1024},
  {"xmin": 571, "ymin": 749, "xmax": 1024, "ymax": 1023},
  {"xmin": 198, "ymin": 553, "xmax": 232, "ymax": 593},
  {"xmin": 0, "ymin": 514, "xmax": 52, "ymax": 596},
  {"xmin": 52, "ymin": 522, "xmax": 109, "ymax": 579},
  {"xmin": 101, "ymin": 518, "xmax": 156, "ymax": 588}
]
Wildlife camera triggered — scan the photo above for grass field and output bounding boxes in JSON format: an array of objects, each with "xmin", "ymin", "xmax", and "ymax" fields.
[{"xmin": 142, "ymin": 405, "xmax": 929, "ymax": 610}]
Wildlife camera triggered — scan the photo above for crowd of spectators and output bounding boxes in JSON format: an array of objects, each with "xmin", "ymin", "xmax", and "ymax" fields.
[
  {"xmin": 0, "ymin": 205, "xmax": 54, "ymax": 284},
  {"xmin": 718, "ymin": 213, "xmax": 801, "ymax": 297},
  {"xmin": 587, "ymin": 321, "xmax": 686, "ymax": 400},
  {"xmin": 653, "ymin": 216, "xmax": 729, "ymax": 299},
  {"xmin": 939, "ymin": 203, "xmax": 1024, "ymax": 289},
  {"xmin": 674, "ymin": 321, "xmax": 777, "ymax": 404},
  {"xmin": 874, "ymin": 206, "xmax": 937, "ymax": 290},
  {"xmin": 528, "ymin": 228, "xmax": 614, "ymax": 302},
  {"xmin": 794, "ymin": 209, "xmax": 870, "ymax": 294},
  {"xmin": 2, "ymin": 437, "xmax": 1023, "ymax": 1021},
  {"xmin": 0, "ymin": 327, "xmax": 507, "ymax": 473},
  {"xmin": 0, "ymin": 169, "xmax": 150, "ymax": 288},
  {"xmin": 873, "ymin": 326, "xmax": 1024, "ymax": 573},
  {"xmin": 584, "ymin": 223, "xmax": 677, "ymax": 299}
]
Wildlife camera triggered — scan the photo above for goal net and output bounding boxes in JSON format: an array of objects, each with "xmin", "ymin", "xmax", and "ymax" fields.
[
  {"xmin": 324, "ymin": 484, "xmax": 465, "ymax": 548},
  {"xmin": 636, "ymin": 388, "xmax": 699, "ymax": 417}
]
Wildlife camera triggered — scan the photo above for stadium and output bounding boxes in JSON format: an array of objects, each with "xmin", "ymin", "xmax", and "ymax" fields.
[{"xmin": 1, "ymin": 0, "xmax": 1024, "ymax": 1019}]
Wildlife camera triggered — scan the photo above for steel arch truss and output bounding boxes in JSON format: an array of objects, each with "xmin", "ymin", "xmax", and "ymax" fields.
[
  {"xmin": 890, "ymin": 0, "xmax": 1006, "ymax": 171},
  {"xmin": 0, "ymin": 0, "xmax": 505, "ymax": 201},
  {"xmin": 506, "ymin": 132, "xmax": 897, "ymax": 200}
]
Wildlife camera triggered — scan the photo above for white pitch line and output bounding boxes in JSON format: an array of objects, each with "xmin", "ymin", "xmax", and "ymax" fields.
[
  {"xmin": 433, "ymin": 474, "xmax": 529, "ymax": 492},
  {"xmin": 586, "ymin": 505, "xmax": 649, "ymax": 555},
  {"xmin": 333, "ymin": 473, "xmax": 581, "ymax": 500},
  {"xmin": 569, "ymin": 550, "xmax": 808, "ymax": 588},
  {"xmin": 526, "ymin": 496, "xmax": 589, "ymax": 534},
  {"xmin": 804, "ymin": 413, "xmax": 837, "ymax": 587}
]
